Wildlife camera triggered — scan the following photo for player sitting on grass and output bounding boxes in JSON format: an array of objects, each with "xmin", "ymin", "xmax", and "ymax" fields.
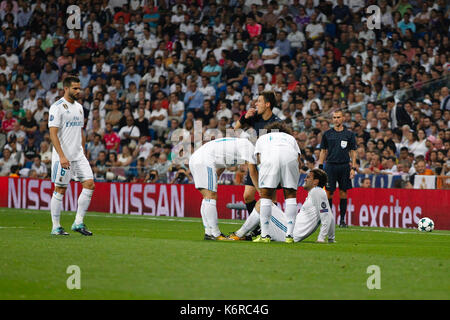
[
  {"xmin": 189, "ymin": 137, "xmax": 259, "ymax": 240},
  {"xmin": 252, "ymin": 122, "xmax": 301, "ymax": 243},
  {"xmin": 229, "ymin": 169, "xmax": 335, "ymax": 243}
]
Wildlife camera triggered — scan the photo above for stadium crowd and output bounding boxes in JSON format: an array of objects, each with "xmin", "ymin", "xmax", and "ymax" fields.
[{"xmin": 0, "ymin": 0, "xmax": 449, "ymax": 188}]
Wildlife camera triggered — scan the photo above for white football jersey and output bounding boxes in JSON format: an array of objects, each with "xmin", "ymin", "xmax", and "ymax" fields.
[
  {"xmin": 299, "ymin": 187, "xmax": 329, "ymax": 217},
  {"xmin": 254, "ymin": 132, "xmax": 301, "ymax": 158},
  {"xmin": 195, "ymin": 137, "xmax": 256, "ymax": 168},
  {"xmin": 48, "ymin": 97, "xmax": 85, "ymax": 161}
]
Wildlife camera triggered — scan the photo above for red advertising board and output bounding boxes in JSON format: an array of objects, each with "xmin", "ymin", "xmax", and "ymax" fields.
[{"xmin": 1, "ymin": 177, "xmax": 449, "ymax": 230}]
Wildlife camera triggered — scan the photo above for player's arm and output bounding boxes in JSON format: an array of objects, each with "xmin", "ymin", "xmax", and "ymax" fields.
[
  {"xmin": 81, "ymin": 127, "xmax": 86, "ymax": 156},
  {"xmin": 318, "ymin": 149, "xmax": 327, "ymax": 169},
  {"xmin": 314, "ymin": 191, "xmax": 333, "ymax": 242},
  {"xmin": 234, "ymin": 107, "xmax": 256, "ymax": 130},
  {"xmin": 49, "ymin": 127, "xmax": 70, "ymax": 169},
  {"xmin": 350, "ymin": 149, "xmax": 357, "ymax": 179},
  {"xmin": 318, "ymin": 133, "xmax": 328, "ymax": 169}
]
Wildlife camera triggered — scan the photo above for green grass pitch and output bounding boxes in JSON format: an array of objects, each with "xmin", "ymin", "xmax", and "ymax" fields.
[{"xmin": 0, "ymin": 208, "xmax": 449, "ymax": 300}]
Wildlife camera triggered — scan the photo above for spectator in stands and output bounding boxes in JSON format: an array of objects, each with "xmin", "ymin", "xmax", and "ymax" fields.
[
  {"xmin": 30, "ymin": 155, "xmax": 47, "ymax": 178},
  {"xmin": 0, "ymin": 0, "xmax": 446, "ymax": 188},
  {"xmin": 0, "ymin": 144, "xmax": 15, "ymax": 172},
  {"xmin": 358, "ymin": 177, "xmax": 371, "ymax": 188}
]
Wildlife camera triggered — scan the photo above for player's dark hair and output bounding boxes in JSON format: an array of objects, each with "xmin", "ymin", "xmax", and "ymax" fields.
[
  {"xmin": 264, "ymin": 121, "xmax": 293, "ymax": 136},
  {"xmin": 261, "ymin": 91, "xmax": 277, "ymax": 110},
  {"xmin": 63, "ymin": 76, "xmax": 80, "ymax": 88},
  {"xmin": 311, "ymin": 169, "xmax": 328, "ymax": 188}
]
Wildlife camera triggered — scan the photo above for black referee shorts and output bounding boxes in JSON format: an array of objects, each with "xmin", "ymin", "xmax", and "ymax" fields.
[{"xmin": 324, "ymin": 163, "xmax": 352, "ymax": 193}]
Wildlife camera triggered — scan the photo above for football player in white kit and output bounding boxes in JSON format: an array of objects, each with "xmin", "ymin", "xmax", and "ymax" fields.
[
  {"xmin": 232, "ymin": 169, "xmax": 335, "ymax": 243},
  {"xmin": 252, "ymin": 122, "xmax": 301, "ymax": 243},
  {"xmin": 48, "ymin": 76, "xmax": 95, "ymax": 236},
  {"xmin": 189, "ymin": 137, "xmax": 259, "ymax": 240}
]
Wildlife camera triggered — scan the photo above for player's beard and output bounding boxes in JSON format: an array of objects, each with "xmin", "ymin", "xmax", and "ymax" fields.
[{"xmin": 69, "ymin": 91, "xmax": 79, "ymax": 101}]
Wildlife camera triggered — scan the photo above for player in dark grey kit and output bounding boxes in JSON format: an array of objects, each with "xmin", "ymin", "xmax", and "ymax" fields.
[
  {"xmin": 318, "ymin": 110, "xmax": 357, "ymax": 228},
  {"xmin": 234, "ymin": 91, "xmax": 281, "ymax": 215}
]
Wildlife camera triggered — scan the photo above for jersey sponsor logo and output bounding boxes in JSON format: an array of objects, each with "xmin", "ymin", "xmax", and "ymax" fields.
[{"xmin": 341, "ymin": 140, "xmax": 347, "ymax": 149}]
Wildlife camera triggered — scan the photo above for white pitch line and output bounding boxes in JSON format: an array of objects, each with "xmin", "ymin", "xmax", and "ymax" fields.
[
  {"xmin": 0, "ymin": 226, "xmax": 25, "ymax": 229},
  {"xmin": 344, "ymin": 228, "xmax": 450, "ymax": 236}
]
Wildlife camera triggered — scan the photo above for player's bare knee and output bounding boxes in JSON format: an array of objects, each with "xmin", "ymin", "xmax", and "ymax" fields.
[
  {"xmin": 243, "ymin": 190, "xmax": 255, "ymax": 203},
  {"xmin": 83, "ymin": 179, "xmax": 95, "ymax": 190},
  {"xmin": 339, "ymin": 190, "xmax": 347, "ymax": 199},
  {"xmin": 54, "ymin": 186, "xmax": 67, "ymax": 195},
  {"xmin": 255, "ymin": 200, "xmax": 260, "ymax": 213},
  {"xmin": 260, "ymin": 188, "xmax": 274, "ymax": 199}
]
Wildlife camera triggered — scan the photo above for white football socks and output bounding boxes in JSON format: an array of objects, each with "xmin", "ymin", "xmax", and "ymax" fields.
[
  {"xmin": 259, "ymin": 198, "xmax": 273, "ymax": 238},
  {"xmin": 203, "ymin": 199, "xmax": 221, "ymax": 237},
  {"xmin": 74, "ymin": 188, "xmax": 94, "ymax": 225},
  {"xmin": 285, "ymin": 198, "xmax": 298, "ymax": 237},
  {"xmin": 50, "ymin": 191, "xmax": 63, "ymax": 229},
  {"xmin": 236, "ymin": 208, "xmax": 260, "ymax": 238},
  {"xmin": 200, "ymin": 199, "xmax": 211, "ymax": 235}
]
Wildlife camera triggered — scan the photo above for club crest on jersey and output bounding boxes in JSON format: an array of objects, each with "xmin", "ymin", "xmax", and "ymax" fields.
[
  {"xmin": 340, "ymin": 140, "xmax": 347, "ymax": 149},
  {"xmin": 63, "ymin": 104, "xmax": 68, "ymax": 109}
]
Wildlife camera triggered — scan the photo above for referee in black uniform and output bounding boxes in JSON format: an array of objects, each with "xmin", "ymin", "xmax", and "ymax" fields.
[
  {"xmin": 234, "ymin": 91, "xmax": 281, "ymax": 214},
  {"xmin": 318, "ymin": 110, "xmax": 357, "ymax": 228}
]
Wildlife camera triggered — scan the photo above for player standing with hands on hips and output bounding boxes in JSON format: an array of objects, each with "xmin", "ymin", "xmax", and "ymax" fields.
[
  {"xmin": 318, "ymin": 110, "xmax": 357, "ymax": 228},
  {"xmin": 48, "ymin": 76, "xmax": 95, "ymax": 236}
]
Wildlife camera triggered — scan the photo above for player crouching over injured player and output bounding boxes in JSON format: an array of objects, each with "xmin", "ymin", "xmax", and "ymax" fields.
[
  {"xmin": 189, "ymin": 137, "xmax": 259, "ymax": 240},
  {"xmin": 229, "ymin": 169, "xmax": 335, "ymax": 243}
]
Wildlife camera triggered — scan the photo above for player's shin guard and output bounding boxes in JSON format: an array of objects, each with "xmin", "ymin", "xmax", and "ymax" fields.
[
  {"xmin": 259, "ymin": 198, "xmax": 272, "ymax": 238},
  {"xmin": 285, "ymin": 198, "xmax": 297, "ymax": 237},
  {"xmin": 203, "ymin": 199, "xmax": 221, "ymax": 237},
  {"xmin": 51, "ymin": 191, "xmax": 63, "ymax": 229},
  {"xmin": 339, "ymin": 198, "xmax": 347, "ymax": 222},
  {"xmin": 74, "ymin": 188, "xmax": 94, "ymax": 225},
  {"xmin": 236, "ymin": 208, "xmax": 260, "ymax": 238}
]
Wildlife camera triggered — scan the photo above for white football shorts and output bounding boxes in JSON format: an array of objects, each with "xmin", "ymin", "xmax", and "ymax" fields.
[
  {"xmin": 258, "ymin": 151, "xmax": 299, "ymax": 189},
  {"xmin": 189, "ymin": 153, "xmax": 218, "ymax": 192},
  {"xmin": 51, "ymin": 153, "xmax": 94, "ymax": 187}
]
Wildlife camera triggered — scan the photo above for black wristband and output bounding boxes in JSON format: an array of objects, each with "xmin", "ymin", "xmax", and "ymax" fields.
[
  {"xmin": 352, "ymin": 167, "xmax": 357, "ymax": 171},
  {"xmin": 319, "ymin": 164, "xmax": 323, "ymax": 169},
  {"xmin": 239, "ymin": 114, "xmax": 249, "ymax": 125}
]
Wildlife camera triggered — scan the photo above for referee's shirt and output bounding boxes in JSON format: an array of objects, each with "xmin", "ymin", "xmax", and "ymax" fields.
[{"xmin": 320, "ymin": 126, "xmax": 356, "ymax": 164}]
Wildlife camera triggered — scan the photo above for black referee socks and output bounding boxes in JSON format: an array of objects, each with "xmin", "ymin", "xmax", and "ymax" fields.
[{"xmin": 339, "ymin": 199, "xmax": 348, "ymax": 221}]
